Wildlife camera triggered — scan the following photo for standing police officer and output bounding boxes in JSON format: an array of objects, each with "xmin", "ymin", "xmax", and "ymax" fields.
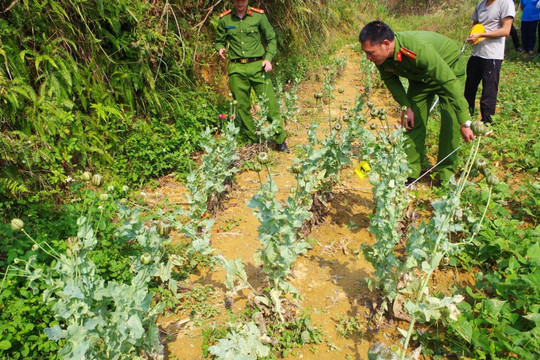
[
  {"xmin": 359, "ymin": 21, "xmax": 475, "ymax": 185},
  {"xmin": 215, "ymin": 0, "xmax": 289, "ymax": 152}
]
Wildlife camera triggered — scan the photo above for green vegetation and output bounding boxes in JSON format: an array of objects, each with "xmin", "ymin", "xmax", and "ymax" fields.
[{"xmin": 1, "ymin": 0, "xmax": 539, "ymax": 359}]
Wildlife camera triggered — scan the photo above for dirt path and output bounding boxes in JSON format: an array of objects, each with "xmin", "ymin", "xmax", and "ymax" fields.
[{"xmin": 155, "ymin": 45, "xmax": 406, "ymax": 360}]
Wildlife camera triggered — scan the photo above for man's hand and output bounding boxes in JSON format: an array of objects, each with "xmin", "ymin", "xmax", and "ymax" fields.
[
  {"xmin": 401, "ymin": 107, "xmax": 415, "ymax": 130},
  {"xmin": 218, "ymin": 48, "xmax": 227, "ymax": 61},
  {"xmin": 262, "ymin": 60, "xmax": 273, "ymax": 72},
  {"xmin": 460, "ymin": 124, "xmax": 475, "ymax": 142},
  {"xmin": 467, "ymin": 33, "xmax": 482, "ymax": 44}
]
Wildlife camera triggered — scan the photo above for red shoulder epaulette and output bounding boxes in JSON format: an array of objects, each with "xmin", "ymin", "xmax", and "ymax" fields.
[
  {"xmin": 400, "ymin": 47, "xmax": 417, "ymax": 61},
  {"xmin": 219, "ymin": 9, "xmax": 231, "ymax": 18},
  {"xmin": 250, "ymin": 7, "xmax": 265, "ymax": 14}
]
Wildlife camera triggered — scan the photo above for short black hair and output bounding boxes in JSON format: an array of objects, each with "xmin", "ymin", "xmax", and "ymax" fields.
[{"xmin": 359, "ymin": 20, "xmax": 395, "ymax": 45}]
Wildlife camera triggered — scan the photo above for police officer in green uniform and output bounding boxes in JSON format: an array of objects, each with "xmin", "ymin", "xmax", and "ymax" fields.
[
  {"xmin": 359, "ymin": 21, "xmax": 475, "ymax": 185},
  {"xmin": 215, "ymin": 0, "xmax": 289, "ymax": 152}
]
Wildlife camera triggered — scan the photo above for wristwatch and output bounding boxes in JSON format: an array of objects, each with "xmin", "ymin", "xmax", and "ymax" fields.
[{"xmin": 462, "ymin": 120, "xmax": 472, "ymax": 128}]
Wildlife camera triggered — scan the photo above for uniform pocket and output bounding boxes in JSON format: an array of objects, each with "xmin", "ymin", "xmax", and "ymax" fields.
[{"xmin": 245, "ymin": 25, "xmax": 260, "ymax": 40}]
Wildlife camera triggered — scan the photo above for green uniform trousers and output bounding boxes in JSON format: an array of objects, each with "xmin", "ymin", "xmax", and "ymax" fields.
[
  {"xmin": 405, "ymin": 73, "xmax": 465, "ymax": 182},
  {"xmin": 228, "ymin": 60, "xmax": 286, "ymax": 144}
]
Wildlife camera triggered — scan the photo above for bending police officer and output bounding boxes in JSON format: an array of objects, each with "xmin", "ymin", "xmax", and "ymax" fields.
[{"xmin": 359, "ymin": 21, "xmax": 475, "ymax": 186}]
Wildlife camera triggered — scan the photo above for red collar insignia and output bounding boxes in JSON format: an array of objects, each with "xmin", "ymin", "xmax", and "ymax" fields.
[
  {"xmin": 396, "ymin": 51, "xmax": 402, "ymax": 62},
  {"xmin": 400, "ymin": 47, "xmax": 417, "ymax": 61}
]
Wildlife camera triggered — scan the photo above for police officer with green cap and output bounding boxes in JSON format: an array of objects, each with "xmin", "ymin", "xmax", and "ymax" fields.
[
  {"xmin": 215, "ymin": 0, "xmax": 289, "ymax": 152},
  {"xmin": 359, "ymin": 20, "xmax": 475, "ymax": 185}
]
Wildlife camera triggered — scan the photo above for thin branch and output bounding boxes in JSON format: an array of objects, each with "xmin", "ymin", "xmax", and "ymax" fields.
[
  {"xmin": 167, "ymin": 2, "xmax": 186, "ymax": 68},
  {"xmin": 2, "ymin": 0, "xmax": 20, "ymax": 13},
  {"xmin": 191, "ymin": 0, "xmax": 223, "ymax": 66},
  {"xmin": 193, "ymin": 0, "xmax": 223, "ymax": 32}
]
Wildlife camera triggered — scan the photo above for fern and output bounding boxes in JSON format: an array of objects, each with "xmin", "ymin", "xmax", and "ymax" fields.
[{"xmin": 0, "ymin": 177, "xmax": 28, "ymax": 197}]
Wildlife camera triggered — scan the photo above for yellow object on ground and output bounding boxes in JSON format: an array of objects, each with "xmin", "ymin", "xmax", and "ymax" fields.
[{"xmin": 355, "ymin": 161, "xmax": 371, "ymax": 179}]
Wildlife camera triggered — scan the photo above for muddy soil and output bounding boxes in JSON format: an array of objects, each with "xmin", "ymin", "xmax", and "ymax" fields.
[{"xmin": 149, "ymin": 45, "xmax": 467, "ymax": 360}]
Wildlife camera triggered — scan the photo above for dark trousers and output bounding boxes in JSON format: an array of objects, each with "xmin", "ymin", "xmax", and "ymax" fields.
[
  {"xmin": 538, "ymin": 20, "xmax": 540, "ymax": 52},
  {"xmin": 510, "ymin": 24, "xmax": 520, "ymax": 50},
  {"xmin": 521, "ymin": 20, "xmax": 538, "ymax": 52},
  {"xmin": 464, "ymin": 56, "xmax": 502, "ymax": 124}
]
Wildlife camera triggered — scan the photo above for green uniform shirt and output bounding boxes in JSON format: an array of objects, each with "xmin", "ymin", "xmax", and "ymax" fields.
[
  {"xmin": 215, "ymin": 7, "xmax": 277, "ymax": 62},
  {"xmin": 377, "ymin": 31, "xmax": 470, "ymax": 124}
]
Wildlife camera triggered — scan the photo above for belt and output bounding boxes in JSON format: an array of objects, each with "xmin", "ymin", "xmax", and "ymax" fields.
[{"xmin": 231, "ymin": 57, "xmax": 263, "ymax": 64}]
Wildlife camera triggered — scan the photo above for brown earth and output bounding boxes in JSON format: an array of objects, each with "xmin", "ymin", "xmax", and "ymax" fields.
[{"xmin": 148, "ymin": 45, "xmax": 471, "ymax": 360}]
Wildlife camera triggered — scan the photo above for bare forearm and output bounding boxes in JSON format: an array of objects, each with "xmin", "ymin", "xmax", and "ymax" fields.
[{"xmin": 480, "ymin": 17, "xmax": 514, "ymax": 38}]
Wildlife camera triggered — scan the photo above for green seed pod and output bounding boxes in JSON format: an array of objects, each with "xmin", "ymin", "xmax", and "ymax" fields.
[
  {"xmin": 66, "ymin": 236, "xmax": 78, "ymax": 247},
  {"xmin": 92, "ymin": 174, "xmax": 104, "ymax": 187},
  {"xmin": 10, "ymin": 218, "xmax": 24, "ymax": 231},
  {"xmin": 401, "ymin": 105, "xmax": 408, "ymax": 112},
  {"xmin": 31, "ymin": 244, "xmax": 39, "ymax": 251},
  {"xmin": 370, "ymin": 123, "xmax": 377, "ymax": 130},
  {"xmin": 99, "ymin": 193, "xmax": 109, "ymax": 201},
  {"xmin": 122, "ymin": 185, "xmax": 130, "ymax": 193},
  {"xmin": 370, "ymin": 109, "xmax": 379, "ymax": 118},
  {"xmin": 66, "ymin": 236, "xmax": 81, "ymax": 253},
  {"xmin": 471, "ymin": 120, "xmax": 488, "ymax": 136},
  {"xmin": 157, "ymin": 221, "xmax": 171, "ymax": 237},
  {"xmin": 475, "ymin": 157, "xmax": 487, "ymax": 170},
  {"xmin": 81, "ymin": 171, "xmax": 92, "ymax": 181},
  {"xmin": 338, "ymin": 87, "xmax": 344, "ymax": 93},
  {"xmin": 379, "ymin": 108, "xmax": 387, "ymax": 115},
  {"xmin": 367, "ymin": 343, "xmax": 399, "ymax": 360},
  {"xmin": 367, "ymin": 343, "xmax": 385, "ymax": 360},
  {"xmin": 257, "ymin": 152, "xmax": 270, "ymax": 165},
  {"xmin": 119, "ymin": 198, "xmax": 128, "ymax": 205},
  {"xmin": 385, "ymin": 144, "xmax": 393, "ymax": 153},
  {"xmin": 290, "ymin": 162, "xmax": 303, "ymax": 174},
  {"xmin": 252, "ymin": 162, "xmax": 262, "ymax": 172},
  {"xmin": 378, "ymin": 114, "xmax": 387, "ymax": 121},
  {"xmin": 470, "ymin": 168, "xmax": 480, "ymax": 178},
  {"xmin": 486, "ymin": 175, "xmax": 499, "ymax": 187},
  {"xmin": 334, "ymin": 123, "xmax": 342, "ymax": 131},
  {"xmin": 314, "ymin": 92, "xmax": 323, "ymax": 99},
  {"xmin": 367, "ymin": 101, "xmax": 374, "ymax": 109},
  {"xmin": 140, "ymin": 253, "xmax": 152, "ymax": 265}
]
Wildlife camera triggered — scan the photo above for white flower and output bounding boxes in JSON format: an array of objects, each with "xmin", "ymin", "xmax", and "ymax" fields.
[
  {"xmin": 140, "ymin": 192, "xmax": 147, "ymax": 197},
  {"xmin": 65, "ymin": 176, "xmax": 73, "ymax": 183}
]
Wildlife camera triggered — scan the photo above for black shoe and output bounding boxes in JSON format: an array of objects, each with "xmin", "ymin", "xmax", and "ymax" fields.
[{"xmin": 276, "ymin": 141, "xmax": 290, "ymax": 153}]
